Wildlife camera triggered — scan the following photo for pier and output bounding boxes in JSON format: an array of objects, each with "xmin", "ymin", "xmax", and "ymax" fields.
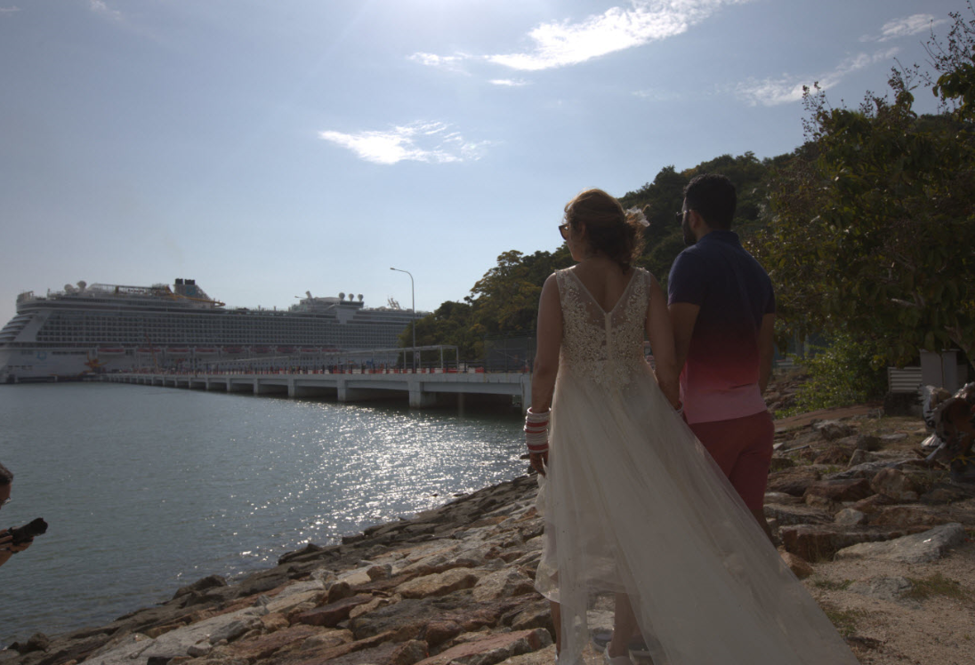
[{"xmin": 104, "ymin": 369, "xmax": 532, "ymax": 411}]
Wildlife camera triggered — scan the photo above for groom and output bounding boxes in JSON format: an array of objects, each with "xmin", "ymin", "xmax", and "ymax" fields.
[{"xmin": 668, "ymin": 173, "xmax": 776, "ymax": 540}]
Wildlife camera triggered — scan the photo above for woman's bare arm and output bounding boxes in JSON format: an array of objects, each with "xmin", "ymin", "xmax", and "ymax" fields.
[{"xmin": 645, "ymin": 274, "xmax": 680, "ymax": 409}]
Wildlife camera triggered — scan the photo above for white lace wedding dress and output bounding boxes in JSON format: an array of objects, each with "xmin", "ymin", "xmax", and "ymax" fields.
[{"xmin": 534, "ymin": 267, "xmax": 859, "ymax": 665}]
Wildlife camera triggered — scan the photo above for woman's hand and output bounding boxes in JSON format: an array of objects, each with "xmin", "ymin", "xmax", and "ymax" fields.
[{"xmin": 530, "ymin": 450, "xmax": 549, "ymax": 476}]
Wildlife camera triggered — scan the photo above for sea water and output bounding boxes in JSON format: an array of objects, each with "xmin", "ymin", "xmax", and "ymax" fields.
[{"xmin": 0, "ymin": 382, "xmax": 525, "ymax": 644}]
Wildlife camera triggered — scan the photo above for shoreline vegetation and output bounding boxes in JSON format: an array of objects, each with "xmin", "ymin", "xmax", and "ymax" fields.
[{"xmin": 3, "ymin": 390, "xmax": 974, "ymax": 665}]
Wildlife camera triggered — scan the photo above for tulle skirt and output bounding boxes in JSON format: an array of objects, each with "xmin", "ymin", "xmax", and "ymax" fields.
[{"xmin": 534, "ymin": 364, "xmax": 859, "ymax": 665}]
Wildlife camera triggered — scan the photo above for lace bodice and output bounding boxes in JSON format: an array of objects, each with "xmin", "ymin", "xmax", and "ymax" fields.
[{"xmin": 555, "ymin": 267, "xmax": 650, "ymax": 390}]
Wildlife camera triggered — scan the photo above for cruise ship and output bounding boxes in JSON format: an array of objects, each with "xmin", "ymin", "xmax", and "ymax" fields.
[{"xmin": 0, "ymin": 279, "xmax": 422, "ymax": 382}]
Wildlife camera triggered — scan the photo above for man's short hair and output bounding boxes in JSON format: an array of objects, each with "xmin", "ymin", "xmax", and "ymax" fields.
[
  {"xmin": 0, "ymin": 462, "xmax": 12, "ymax": 486},
  {"xmin": 684, "ymin": 173, "xmax": 736, "ymax": 230}
]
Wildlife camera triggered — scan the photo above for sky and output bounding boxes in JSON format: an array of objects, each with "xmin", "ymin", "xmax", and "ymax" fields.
[{"xmin": 0, "ymin": 0, "xmax": 961, "ymax": 326}]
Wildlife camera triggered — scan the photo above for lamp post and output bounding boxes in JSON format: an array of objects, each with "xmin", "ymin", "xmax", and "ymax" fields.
[{"xmin": 389, "ymin": 267, "xmax": 416, "ymax": 371}]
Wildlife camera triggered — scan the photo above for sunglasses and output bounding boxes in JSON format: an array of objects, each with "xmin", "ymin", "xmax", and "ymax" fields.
[{"xmin": 559, "ymin": 223, "xmax": 570, "ymax": 240}]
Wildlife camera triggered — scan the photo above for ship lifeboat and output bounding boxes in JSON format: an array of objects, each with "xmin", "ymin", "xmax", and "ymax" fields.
[
  {"xmin": 277, "ymin": 346, "xmax": 297, "ymax": 354},
  {"xmin": 168, "ymin": 347, "xmax": 191, "ymax": 354},
  {"xmin": 97, "ymin": 347, "xmax": 126, "ymax": 355},
  {"xmin": 252, "ymin": 346, "xmax": 272, "ymax": 354},
  {"xmin": 137, "ymin": 347, "xmax": 162, "ymax": 354},
  {"xmin": 300, "ymin": 347, "xmax": 320, "ymax": 354},
  {"xmin": 223, "ymin": 346, "xmax": 246, "ymax": 354},
  {"xmin": 195, "ymin": 347, "xmax": 219, "ymax": 355}
]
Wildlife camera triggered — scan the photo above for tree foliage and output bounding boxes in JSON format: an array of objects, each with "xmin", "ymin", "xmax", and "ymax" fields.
[{"xmin": 752, "ymin": 55, "xmax": 975, "ymax": 369}]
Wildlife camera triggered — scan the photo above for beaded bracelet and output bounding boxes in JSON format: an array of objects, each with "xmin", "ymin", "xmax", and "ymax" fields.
[{"xmin": 524, "ymin": 407, "xmax": 550, "ymax": 453}]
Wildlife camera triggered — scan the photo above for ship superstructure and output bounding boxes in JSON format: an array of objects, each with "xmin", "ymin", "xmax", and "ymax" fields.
[{"xmin": 0, "ymin": 279, "xmax": 420, "ymax": 382}]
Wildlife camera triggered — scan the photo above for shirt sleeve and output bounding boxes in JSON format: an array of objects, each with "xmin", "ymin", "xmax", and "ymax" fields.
[{"xmin": 668, "ymin": 251, "xmax": 708, "ymax": 306}]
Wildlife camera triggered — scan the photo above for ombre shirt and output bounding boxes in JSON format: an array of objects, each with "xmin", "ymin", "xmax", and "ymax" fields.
[{"xmin": 668, "ymin": 231, "xmax": 775, "ymax": 425}]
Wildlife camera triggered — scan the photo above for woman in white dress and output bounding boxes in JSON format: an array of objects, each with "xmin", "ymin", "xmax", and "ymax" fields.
[{"xmin": 525, "ymin": 189, "xmax": 859, "ymax": 665}]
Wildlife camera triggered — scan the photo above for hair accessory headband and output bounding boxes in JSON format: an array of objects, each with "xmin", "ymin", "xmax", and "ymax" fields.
[{"xmin": 626, "ymin": 208, "xmax": 649, "ymax": 228}]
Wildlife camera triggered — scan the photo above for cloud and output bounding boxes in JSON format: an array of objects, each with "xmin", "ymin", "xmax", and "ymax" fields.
[
  {"xmin": 89, "ymin": 0, "xmax": 122, "ymax": 21},
  {"xmin": 861, "ymin": 14, "xmax": 947, "ymax": 43},
  {"xmin": 318, "ymin": 122, "xmax": 491, "ymax": 165},
  {"xmin": 410, "ymin": 0, "xmax": 748, "ymax": 74},
  {"xmin": 633, "ymin": 88, "xmax": 681, "ymax": 102},
  {"xmin": 490, "ymin": 79, "xmax": 529, "ymax": 87},
  {"xmin": 735, "ymin": 48, "xmax": 899, "ymax": 107},
  {"xmin": 408, "ymin": 52, "xmax": 471, "ymax": 75},
  {"xmin": 0, "ymin": 6, "xmax": 20, "ymax": 15},
  {"xmin": 484, "ymin": 0, "xmax": 748, "ymax": 71}
]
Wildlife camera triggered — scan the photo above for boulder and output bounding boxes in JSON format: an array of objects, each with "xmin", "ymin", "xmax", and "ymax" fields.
[
  {"xmin": 388, "ymin": 639, "xmax": 430, "ymax": 665},
  {"xmin": 295, "ymin": 594, "xmax": 374, "ymax": 628},
  {"xmin": 803, "ymin": 478, "xmax": 872, "ymax": 503},
  {"xmin": 813, "ymin": 420, "xmax": 857, "ymax": 441},
  {"xmin": 834, "ymin": 523, "xmax": 968, "ymax": 563},
  {"xmin": 856, "ymin": 434, "xmax": 883, "ymax": 451},
  {"xmin": 412, "ymin": 628, "xmax": 552, "ymax": 665},
  {"xmin": 397, "ymin": 568, "xmax": 481, "ymax": 599},
  {"xmin": 779, "ymin": 524, "xmax": 927, "ymax": 562},
  {"xmin": 778, "ymin": 551, "xmax": 814, "ymax": 579},
  {"xmin": 870, "ymin": 505, "xmax": 949, "ymax": 528},
  {"xmin": 471, "ymin": 569, "xmax": 536, "ymax": 602},
  {"xmin": 834, "ymin": 509, "xmax": 869, "ymax": 526},
  {"xmin": 763, "ymin": 503, "xmax": 832, "ymax": 526},
  {"xmin": 870, "ymin": 468, "xmax": 921, "ymax": 502},
  {"xmin": 766, "ymin": 467, "xmax": 822, "ymax": 497}
]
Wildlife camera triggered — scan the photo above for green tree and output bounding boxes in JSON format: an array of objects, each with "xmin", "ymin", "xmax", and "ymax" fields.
[{"xmin": 753, "ymin": 67, "xmax": 975, "ymax": 370}]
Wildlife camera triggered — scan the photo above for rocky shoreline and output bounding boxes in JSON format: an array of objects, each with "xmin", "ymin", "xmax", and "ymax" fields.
[{"xmin": 2, "ymin": 408, "xmax": 973, "ymax": 665}]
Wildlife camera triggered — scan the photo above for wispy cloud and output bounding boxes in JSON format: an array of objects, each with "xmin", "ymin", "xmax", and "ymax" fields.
[
  {"xmin": 408, "ymin": 52, "xmax": 471, "ymax": 75},
  {"xmin": 89, "ymin": 0, "xmax": 122, "ymax": 21},
  {"xmin": 0, "ymin": 6, "xmax": 21, "ymax": 16},
  {"xmin": 485, "ymin": 0, "xmax": 748, "ymax": 71},
  {"xmin": 490, "ymin": 79, "xmax": 529, "ymax": 87},
  {"xmin": 318, "ymin": 122, "xmax": 491, "ymax": 165},
  {"xmin": 735, "ymin": 48, "xmax": 899, "ymax": 107},
  {"xmin": 410, "ymin": 0, "xmax": 749, "ymax": 74},
  {"xmin": 861, "ymin": 14, "xmax": 946, "ymax": 43},
  {"xmin": 633, "ymin": 88, "xmax": 681, "ymax": 102}
]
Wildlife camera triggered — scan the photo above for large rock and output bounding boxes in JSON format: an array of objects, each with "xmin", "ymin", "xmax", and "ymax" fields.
[
  {"xmin": 870, "ymin": 468, "xmax": 921, "ymax": 502},
  {"xmin": 803, "ymin": 478, "xmax": 872, "ymax": 503},
  {"xmin": 813, "ymin": 420, "xmax": 857, "ymax": 441},
  {"xmin": 870, "ymin": 505, "xmax": 949, "ymax": 528},
  {"xmin": 766, "ymin": 467, "xmax": 822, "ymax": 497},
  {"xmin": 471, "ymin": 569, "xmax": 535, "ymax": 602},
  {"xmin": 295, "ymin": 594, "xmax": 374, "ymax": 628},
  {"xmin": 834, "ymin": 523, "xmax": 968, "ymax": 563},
  {"xmin": 397, "ymin": 568, "xmax": 481, "ymax": 599},
  {"xmin": 413, "ymin": 628, "xmax": 551, "ymax": 665},
  {"xmin": 779, "ymin": 524, "xmax": 927, "ymax": 562},
  {"xmin": 763, "ymin": 503, "xmax": 831, "ymax": 526}
]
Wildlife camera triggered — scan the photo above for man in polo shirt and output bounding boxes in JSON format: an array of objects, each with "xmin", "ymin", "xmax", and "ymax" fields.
[{"xmin": 668, "ymin": 173, "xmax": 776, "ymax": 540}]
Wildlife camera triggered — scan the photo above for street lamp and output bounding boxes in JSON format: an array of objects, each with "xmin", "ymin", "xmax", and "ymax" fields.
[{"xmin": 390, "ymin": 267, "xmax": 416, "ymax": 371}]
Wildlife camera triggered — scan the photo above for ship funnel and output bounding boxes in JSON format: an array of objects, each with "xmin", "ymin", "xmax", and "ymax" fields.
[
  {"xmin": 64, "ymin": 284, "xmax": 75, "ymax": 293},
  {"xmin": 339, "ymin": 292, "xmax": 345, "ymax": 300},
  {"xmin": 77, "ymin": 280, "xmax": 87, "ymax": 291},
  {"xmin": 357, "ymin": 294, "xmax": 363, "ymax": 302},
  {"xmin": 306, "ymin": 291, "xmax": 312, "ymax": 299}
]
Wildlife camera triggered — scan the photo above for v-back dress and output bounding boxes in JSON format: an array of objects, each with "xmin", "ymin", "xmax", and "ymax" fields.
[{"xmin": 534, "ymin": 267, "xmax": 858, "ymax": 665}]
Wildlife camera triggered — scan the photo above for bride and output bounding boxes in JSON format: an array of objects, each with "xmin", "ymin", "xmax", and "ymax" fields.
[{"xmin": 525, "ymin": 189, "xmax": 859, "ymax": 664}]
